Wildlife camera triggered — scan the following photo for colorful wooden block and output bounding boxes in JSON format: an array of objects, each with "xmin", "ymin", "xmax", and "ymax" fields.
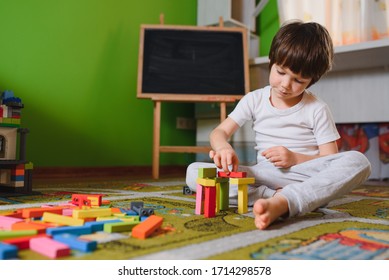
[
  {"xmin": 103, "ymin": 221, "xmax": 139, "ymax": 233},
  {"xmin": 198, "ymin": 167, "xmax": 217, "ymax": 178},
  {"xmin": 53, "ymin": 234, "xmax": 97, "ymax": 253},
  {"xmin": 0, "ymin": 242, "xmax": 18, "ymax": 260},
  {"xmin": 238, "ymin": 184, "xmax": 248, "ymax": 214},
  {"xmin": 204, "ymin": 186, "xmax": 216, "ymax": 218},
  {"xmin": 72, "ymin": 208, "xmax": 112, "ymax": 219},
  {"xmin": 84, "ymin": 220, "xmax": 123, "ymax": 232},
  {"xmin": 229, "ymin": 177, "xmax": 255, "ymax": 185},
  {"xmin": 11, "ymin": 221, "xmax": 52, "ymax": 234},
  {"xmin": 30, "ymin": 237, "xmax": 71, "ymax": 259},
  {"xmin": 0, "ymin": 230, "xmax": 37, "ymax": 241},
  {"xmin": 42, "ymin": 212, "xmax": 84, "ymax": 226},
  {"xmin": 218, "ymin": 171, "xmax": 247, "ymax": 178},
  {"xmin": 196, "ymin": 177, "xmax": 217, "ymax": 187},
  {"xmin": 195, "ymin": 183, "xmax": 204, "ymax": 215},
  {"xmin": 0, "ymin": 215, "xmax": 24, "ymax": 230},
  {"xmin": 46, "ymin": 225, "xmax": 93, "ymax": 236},
  {"xmin": 21, "ymin": 206, "xmax": 64, "ymax": 219},
  {"xmin": 216, "ymin": 179, "xmax": 230, "ymax": 211},
  {"xmin": 131, "ymin": 215, "xmax": 163, "ymax": 239},
  {"xmin": 2, "ymin": 234, "xmax": 48, "ymax": 250}
]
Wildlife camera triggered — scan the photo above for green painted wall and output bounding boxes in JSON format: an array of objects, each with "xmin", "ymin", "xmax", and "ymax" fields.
[
  {"xmin": 258, "ymin": 0, "xmax": 280, "ymax": 56},
  {"xmin": 0, "ymin": 0, "xmax": 197, "ymax": 167}
]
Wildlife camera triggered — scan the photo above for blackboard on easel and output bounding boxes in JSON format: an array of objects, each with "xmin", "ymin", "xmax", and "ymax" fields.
[{"xmin": 137, "ymin": 24, "xmax": 250, "ymax": 102}]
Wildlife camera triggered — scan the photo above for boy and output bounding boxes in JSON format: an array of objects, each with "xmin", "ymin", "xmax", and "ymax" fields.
[{"xmin": 186, "ymin": 20, "xmax": 371, "ymax": 229}]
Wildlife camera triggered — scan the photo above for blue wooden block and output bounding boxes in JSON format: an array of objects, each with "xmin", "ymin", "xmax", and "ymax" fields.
[
  {"xmin": 46, "ymin": 225, "xmax": 93, "ymax": 236},
  {"xmin": 119, "ymin": 208, "xmax": 138, "ymax": 216},
  {"xmin": 53, "ymin": 234, "xmax": 97, "ymax": 253},
  {"xmin": 0, "ymin": 242, "xmax": 18, "ymax": 260},
  {"xmin": 84, "ymin": 219, "xmax": 122, "ymax": 232}
]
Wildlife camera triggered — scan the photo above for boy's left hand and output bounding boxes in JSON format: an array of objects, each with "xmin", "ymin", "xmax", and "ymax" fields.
[{"xmin": 262, "ymin": 146, "xmax": 297, "ymax": 168}]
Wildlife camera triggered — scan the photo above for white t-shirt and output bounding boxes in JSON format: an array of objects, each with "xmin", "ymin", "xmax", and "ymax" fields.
[{"xmin": 228, "ymin": 86, "xmax": 340, "ymax": 157}]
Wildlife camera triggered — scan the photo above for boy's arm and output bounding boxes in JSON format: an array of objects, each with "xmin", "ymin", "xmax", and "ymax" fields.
[
  {"xmin": 262, "ymin": 141, "xmax": 338, "ymax": 168},
  {"xmin": 209, "ymin": 117, "xmax": 240, "ymax": 173}
]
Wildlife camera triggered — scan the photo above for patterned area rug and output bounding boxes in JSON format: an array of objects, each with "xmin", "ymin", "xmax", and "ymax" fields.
[{"xmin": 1, "ymin": 179, "xmax": 389, "ymax": 260}]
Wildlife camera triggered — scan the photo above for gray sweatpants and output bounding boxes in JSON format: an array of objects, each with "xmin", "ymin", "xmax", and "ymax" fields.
[{"xmin": 186, "ymin": 151, "xmax": 371, "ymax": 217}]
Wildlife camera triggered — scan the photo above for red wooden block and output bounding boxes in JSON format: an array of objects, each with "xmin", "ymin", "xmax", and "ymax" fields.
[
  {"xmin": 204, "ymin": 186, "xmax": 216, "ymax": 218},
  {"xmin": 217, "ymin": 171, "xmax": 247, "ymax": 178}
]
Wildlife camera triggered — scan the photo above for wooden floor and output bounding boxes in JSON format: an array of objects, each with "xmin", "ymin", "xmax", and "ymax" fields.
[{"xmin": 32, "ymin": 165, "xmax": 187, "ymax": 184}]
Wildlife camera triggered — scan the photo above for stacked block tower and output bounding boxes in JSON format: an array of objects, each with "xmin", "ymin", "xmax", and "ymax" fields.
[
  {"xmin": 0, "ymin": 90, "xmax": 33, "ymax": 195},
  {"xmin": 195, "ymin": 168, "xmax": 255, "ymax": 217}
]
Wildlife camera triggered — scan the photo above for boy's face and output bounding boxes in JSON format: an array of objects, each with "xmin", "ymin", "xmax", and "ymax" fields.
[{"xmin": 269, "ymin": 64, "xmax": 312, "ymax": 106}]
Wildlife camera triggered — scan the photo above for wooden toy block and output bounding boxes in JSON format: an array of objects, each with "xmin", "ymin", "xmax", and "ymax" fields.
[
  {"xmin": 218, "ymin": 171, "xmax": 247, "ymax": 178},
  {"xmin": 238, "ymin": 184, "xmax": 248, "ymax": 214},
  {"xmin": 198, "ymin": 167, "xmax": 217, "ymax": 178},
  {"xmin": 103, "ymin": 220, "xmax": 140, "ymax": 233},
  {"xmin": 204, "ymin": 186, "xmax": 216, "ymax": 218},
  {"xmin": 72, "ymin": 207, "xmax": 112, "ymax": 219},
  {"xmin": 217, "ymin": 180, "xmax": 230, "ymax": 211},
  {"xmin": 2, "ymin": 210, "xmax": 23, "ymax": 218},
  {"xmin": 42, "ymin": 212, "xmax": 84, "ymax": 226},
  {"xmin": 22, "ymin": 206, "xmax": 64, "ymax": 219},
  {"xmin": 196, "ymin": 177, "xmax": 217, "ymax": 187},
  {"xmin": 71, "ymin": 194, "xmax": 103, "ymax": 207},
  {"xmin": 11, "ymin": 221, "xmax": 51, "ymax": 234},
  {"xmin": 2, "ymin": 234, "xmax": 49, "ymax": 250},
  {"xmin": 84, "ymin": 220, "xmax": 123, "ymax": 232},
  {"xmin": 0, "ymin": 215, "xmax": 24, "ymax": 230},
  {"xmin": 229, "ymin": 177, "xmax": 255, "ymax": 185},
  {"xmin": 195, "ymin": 183, "xmax": 204, "ymax": 215},
  {"xmin": 46, "ymin": 225, "xmax": 93, "ymax": 236},
  {"xmin": 0, "ymin": 242, "xmax": 18, "ymax": 260},
  {"xmin": 30, "ymin": 236, "xmax": 71, "ymax": 259},
  {"xmin": 119, "ymin": 216, "xmax": 140, "ymax": 223},
  {"xmin": 131, "ymin": 215, "xmax": 163, "ymax": 239},
  {"xmin": 53, "ymin": 234, "xmax": 97, "ymax": 253},
  {"xmin": 0, "ymin": 230, "xmax": 37, "ymax": 241}
]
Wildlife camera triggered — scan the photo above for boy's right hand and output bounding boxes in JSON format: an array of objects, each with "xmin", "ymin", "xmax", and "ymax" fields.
[{"xmin": 209, "ymin": 148, "xmax": 239, "ymax": 174}]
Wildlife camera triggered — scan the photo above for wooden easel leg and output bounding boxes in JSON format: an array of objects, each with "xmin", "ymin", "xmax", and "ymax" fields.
[
  {"xmin": 152, "ymin": 101, "xmax": 161, "ymax": 179},
  {"xmin": 220, "ymin": 102, "xmax": 227, "ymax": 122}
]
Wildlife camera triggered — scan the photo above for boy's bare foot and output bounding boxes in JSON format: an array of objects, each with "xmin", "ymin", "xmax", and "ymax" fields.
[{"xmin": 253, "ymin": 194, "xmax": 289, "ymax": 230}]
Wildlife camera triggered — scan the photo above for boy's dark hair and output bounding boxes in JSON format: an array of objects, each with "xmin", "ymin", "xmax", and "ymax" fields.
[{"xmin": 269, "ymin": 20, "xmax": 334, "ymax": 87}]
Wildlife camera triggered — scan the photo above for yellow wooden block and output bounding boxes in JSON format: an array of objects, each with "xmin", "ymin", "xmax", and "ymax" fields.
[
  {"xmin": 238, "ymin": 184, "xmax": 248, "ymax": 214},
  {"xmin": 42, "ymin": 212, "xmax": 84, "ymax": 226},
  {"xmin": 196, "ymin": 178, "xmax": 216, "ymax": 187},
  {"xmin": 95, "ymin": 216, "xmax": 118, "ymax": 221},
  {"xmin": 230, "ymin": 177, "xmax": 255, "ymax": 185},
  {"xmin": 72, "ymin": 208, "xmax": 112, "ymax": 219}
]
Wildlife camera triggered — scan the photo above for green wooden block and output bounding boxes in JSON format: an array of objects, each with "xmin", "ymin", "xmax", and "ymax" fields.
[
  {"xmin": 198, "ymin": 168, "xmax": 217, "ymax": 179},
  {"xmin": 103, "ymin": 221, "xmax": 139, "ymax": 233},
  {"xmin": 0, "ymin": 230, "xmax": 37, "ymax": 241}
]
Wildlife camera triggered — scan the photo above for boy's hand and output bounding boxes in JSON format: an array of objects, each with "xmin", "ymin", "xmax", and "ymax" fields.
[
  {"xmin": 262, "ymin": 146, "xmax": 297, "ymax": 168},
  {"xmin": 209, "ymin": 148, "xmax": 239, "ymax": 173}
]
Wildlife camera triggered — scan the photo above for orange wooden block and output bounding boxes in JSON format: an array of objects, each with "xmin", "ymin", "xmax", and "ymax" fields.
[
  {"xmin": 131, "ymin": 215, "xmax": 163, "ymax": 239},
  {"xmin": 110, "ymin": 208, "xmax": 122, "ymax": 213},
  {"xmin": 11, "ymin": 221, "xmax": 51, "ymax": 234},
  {"xmin": 22, "ymin": 207, "xmax": 64, "ymax": 219}
]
